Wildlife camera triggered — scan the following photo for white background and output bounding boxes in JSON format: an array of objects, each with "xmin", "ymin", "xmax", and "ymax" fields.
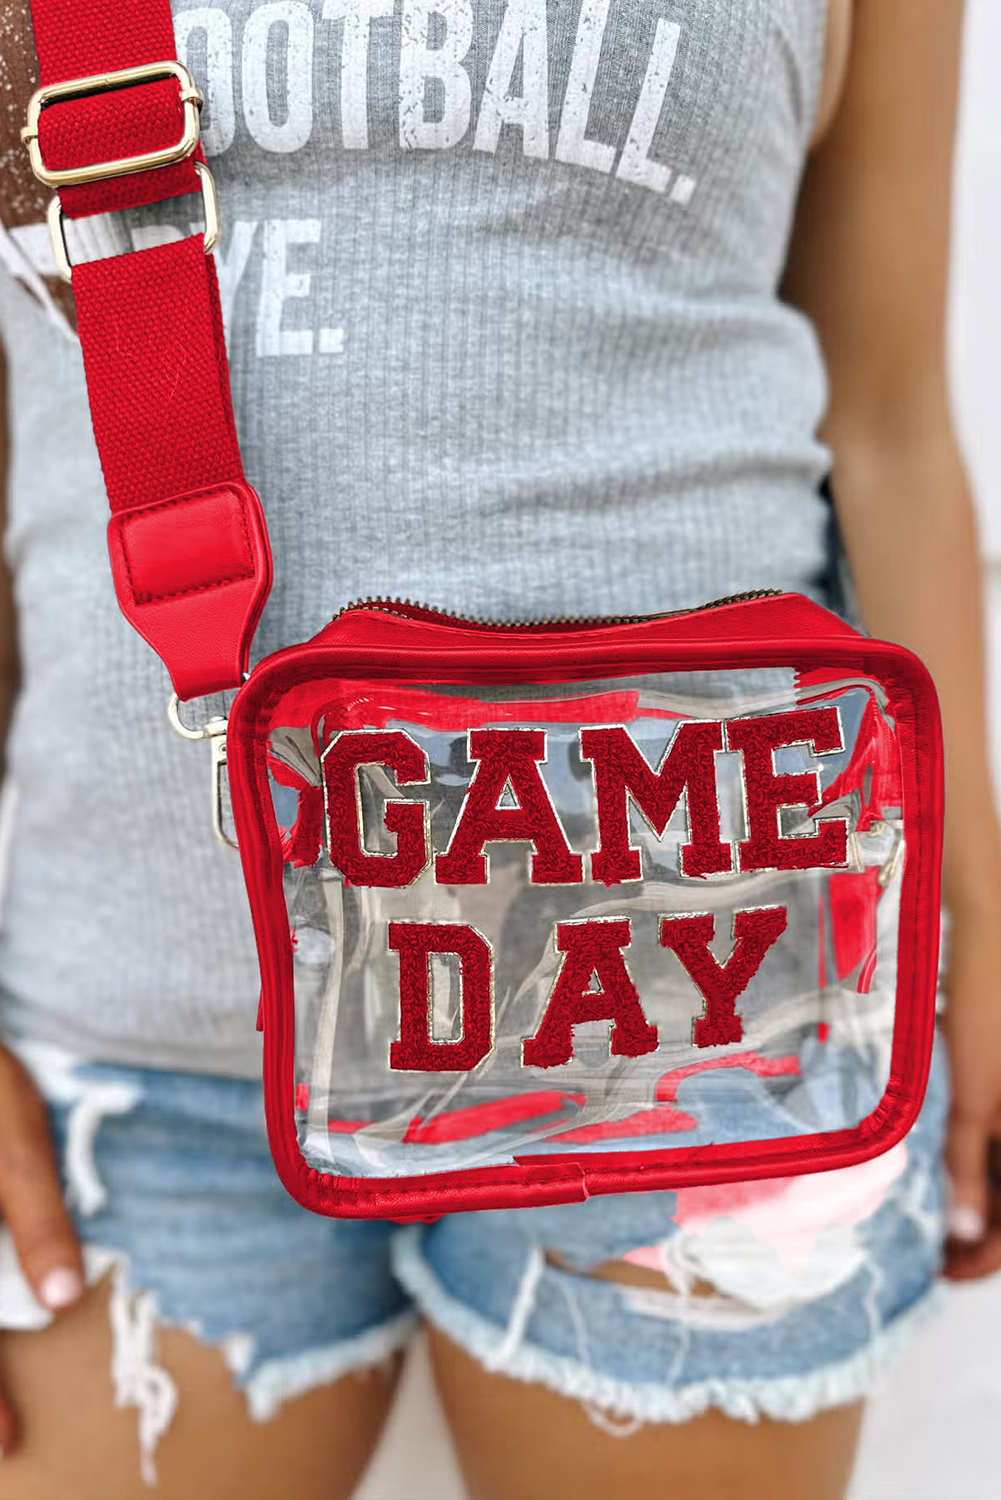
[{"xmin": 358, "ymin": 4, "xmax": 1001, "ymax": 1497}]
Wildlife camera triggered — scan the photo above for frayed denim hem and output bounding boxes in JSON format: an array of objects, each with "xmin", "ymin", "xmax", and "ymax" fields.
[
  {"xmin": 0, "ymin": 1235, "xmax": 419, "ymax": 1488},
  {"xmin": 391, "ymin": 1224, "xmax": 949, "ymax": 1428},
  {"xmin": 105, "ymin": 1257, "xmax": 418, "ymax": 1485},
  {"xmin": 238, "ymin": 1309, "xmax": 419, "ymax": 1422}
]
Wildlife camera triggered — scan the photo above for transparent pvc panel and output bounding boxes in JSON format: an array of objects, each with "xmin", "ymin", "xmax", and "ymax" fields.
[{"xmin": 265, "ymin": 666, "xmax": 905, "ymax": 1179}]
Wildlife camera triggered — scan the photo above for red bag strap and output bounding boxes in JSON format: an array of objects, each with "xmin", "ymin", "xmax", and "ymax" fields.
[{"xmin": 22, "ymin": 0, "xmax": 273, "ymax": 702}]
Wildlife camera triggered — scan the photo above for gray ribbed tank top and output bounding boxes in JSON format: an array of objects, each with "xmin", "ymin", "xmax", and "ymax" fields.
[{"xmin": 0, "ymin": 0, "xmax": 836, "ymax": 1077}]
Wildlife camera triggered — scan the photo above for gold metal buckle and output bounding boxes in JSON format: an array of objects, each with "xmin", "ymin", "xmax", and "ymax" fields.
[
  {"xmin": 20, "ymin": 60, "xmax": 203, "ymax": 189},
  {"xmin": 46, "ymin": 158, "xmax": 219, "ymax": 282}
]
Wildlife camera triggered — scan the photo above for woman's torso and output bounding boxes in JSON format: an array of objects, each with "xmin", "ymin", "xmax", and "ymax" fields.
[{"xmin": 0, "ymin": 0, "xmax": 836, "ymax": 1076}]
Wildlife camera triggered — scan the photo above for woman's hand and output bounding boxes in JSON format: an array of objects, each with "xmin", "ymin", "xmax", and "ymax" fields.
[
  {"xmin": 0, "ymin": 1043, "xmax": 85, "ymax": 1452},
  {"xmin": 940, "ymin": 893, "xmax": 1001, "ymax": 1281}
]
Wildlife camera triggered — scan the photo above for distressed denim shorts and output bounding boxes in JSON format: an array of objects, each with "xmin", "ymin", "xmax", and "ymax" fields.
[{"xmin": 0, "ymin": 1020, "xmax": 952, "ymax": 1486}]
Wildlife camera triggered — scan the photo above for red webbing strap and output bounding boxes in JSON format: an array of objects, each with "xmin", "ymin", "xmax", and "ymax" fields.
[
  {"xmin": 25, "ymin": 0, "xmax": 272, "ymax": 700},
  {"xmin": 72, "ymin": 236, "xmax": 243, "ymax": 504},
  {"xmin": 28, "ymin": 0, "xmax": 204, "ymax": 218}
]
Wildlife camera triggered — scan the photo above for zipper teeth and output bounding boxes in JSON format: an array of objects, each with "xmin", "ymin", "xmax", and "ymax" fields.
[{"xmin": 335, "ymin": 588, "xmax": 784, "ymax": 629}]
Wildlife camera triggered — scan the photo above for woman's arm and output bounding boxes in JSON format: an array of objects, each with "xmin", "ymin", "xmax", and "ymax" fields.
[
  {"xmin": 782, "ymin": 0, "xmax": 1001, "ymax": 1276},
  {"xmin": 0, "ymin": 337, "xmax": 21, "ymax": 773},
  {"xmin": 0, "ymin": 333, "xmax": 87, "ymax": 1455}
]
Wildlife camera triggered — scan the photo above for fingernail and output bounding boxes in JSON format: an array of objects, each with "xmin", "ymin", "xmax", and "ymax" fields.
[
  {"xmin": 947, "ymin": 1204, "xmax": 986, "ymax": 1242},
  {"xmin": 39, "ymin": 1266, "xmax": 84, "ymax": 1310}
]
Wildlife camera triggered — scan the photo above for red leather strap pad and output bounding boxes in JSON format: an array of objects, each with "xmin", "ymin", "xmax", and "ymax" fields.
[{"xmin": 108, "ymin": 481, "xmax": 273, "ymax": 701}]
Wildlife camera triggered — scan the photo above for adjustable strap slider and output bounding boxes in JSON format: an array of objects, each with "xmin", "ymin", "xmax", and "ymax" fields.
[{"xmin": 21, "ymin": 59, "xmax": 204, "ymax": 188}]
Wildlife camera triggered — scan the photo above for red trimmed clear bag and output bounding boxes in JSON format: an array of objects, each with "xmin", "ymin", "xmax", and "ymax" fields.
[
  {"xmin": 20, "ymin": 2, "xmax": 945, "ymax": 1219},
  {"xmin": 225, "ymin": 595, "xmax": 944, "ymax": 1217}
]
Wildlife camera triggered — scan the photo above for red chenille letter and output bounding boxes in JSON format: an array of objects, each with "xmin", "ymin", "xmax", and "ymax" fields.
[
  {"xmin": 435, "ymin": 728, "xmax": 583, "ymax": 885},
  {"xmin": 323, "ymin": 730, "xmax": 428, "ymax": 887},
  {"xmin": 581, "ymin": 723, "xmax": 732, "ymax": 884},
  {"xmin": 389, "ymin": 922, "xmax": 494, "ymax": 1072},
  {"xmin": 522, "ymin": 918, "xmax": 659, "ymax": 1068},
  {"xmin": 659, "ymin": 906, "xmax": 788, "ymax": 1048},
  {"xmin": 727, "ymin": 708, "xmax": 849, "ymax": 872}
]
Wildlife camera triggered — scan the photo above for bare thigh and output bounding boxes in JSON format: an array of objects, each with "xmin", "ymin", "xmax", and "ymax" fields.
[
  {"xmin": 428, "ymin": 1256, "xmax": 866, "ymax": 1500},
  {"xmin": 0, "ymin": 1274, "xmax": 402, "ymax": 1500}
]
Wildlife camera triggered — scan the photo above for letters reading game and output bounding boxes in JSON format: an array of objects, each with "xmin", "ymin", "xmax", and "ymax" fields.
[{"xmin": 316, "ymin": 707, "xmax": 852, "ymax": 1072}]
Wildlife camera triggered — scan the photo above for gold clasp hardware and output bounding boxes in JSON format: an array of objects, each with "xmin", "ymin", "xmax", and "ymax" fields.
[
  {"xmin": 20, "ymin": 60, "xmax": 219, "ymax": 284},
  {"xmin": 877, "ymin": 822, "xmax": 905, "ymax": 889},
  {"xmin": 21, "ymin": 60, "xmax": 204, "ymax": 188},
  {"xmin": 167, "ymin": 695, "xmax": 238, "ymax": 851},
  {"xmin": 208, "ymin": 730, "xmax": 236, "ymax": 851},
  {"xmin": 45, "ymin": 158, "xmax": 218, "ymax": 283}
]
